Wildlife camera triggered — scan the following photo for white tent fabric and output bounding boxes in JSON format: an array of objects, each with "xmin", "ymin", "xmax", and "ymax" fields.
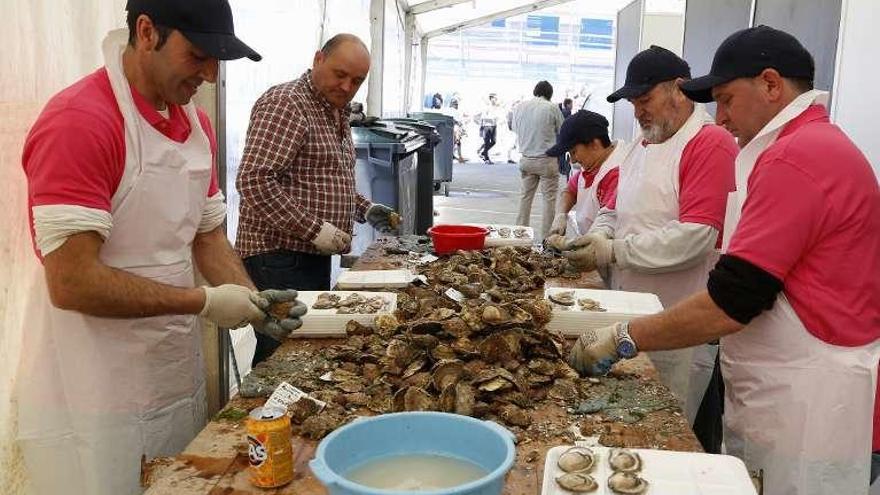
[{"xmin": 1, "ymin": 3, "xmax": 128, "ymax": 491}]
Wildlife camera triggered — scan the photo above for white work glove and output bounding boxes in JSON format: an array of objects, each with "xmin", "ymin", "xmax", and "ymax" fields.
[
  {"xmin": 200, "ymin": 284, "xmax": 265, "ymax": 329},
  {"xmin": 312, "ymin": 222, "xmax": 352, "ymax": 255},
  {"xmin": 568, "ymin": 322, "xmax": 637, "ymax": 376},
  {"xmin": 562, "ymin": 233, "xmax": 614, "ymax": 272},
  {"xmin": 365, "ymin": 203, "xmax": 400, "ymax": 235},
  {"xmin": 548, "ymin": 213, "xmax": 568, "ymax": 237},
  {"xmin": 251, "ymin": 289, "xmax": 308, "ymax": 341}
]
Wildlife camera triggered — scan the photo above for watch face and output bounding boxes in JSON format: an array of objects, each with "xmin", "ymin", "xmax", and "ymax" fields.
[{"xmin": 617, "ymin": 340, "xmax": 637, "ymax": 359}]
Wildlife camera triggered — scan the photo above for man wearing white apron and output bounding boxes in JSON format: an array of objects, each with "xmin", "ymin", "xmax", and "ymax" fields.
[
  {"xmin": 563, "ymin": 46, "xmax": 738, "ymax": 421},
  {"xmin": 16, "ymin": 1, "xmax": 306, "ymax": 494},
  {"xmin": 544, "ymin": 110, "xmax": 628, "ymax": 242},
  {"xmin": 568, "ymin": 26, "xmax": 880, "ymax": 495}
]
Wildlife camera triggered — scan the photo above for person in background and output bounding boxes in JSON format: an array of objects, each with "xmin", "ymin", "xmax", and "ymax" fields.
[
  {"xmin": 568, "ymin": 27, "xmax": 880, "ymax": 495},
  {"xmin": 16, "ymin": 1, "xmax": 305, "ymax": 493},
  {"xmin": 449, "ymin": 97, "xmax": 467, "ymax": 163},
  {"xmin": 431, "ymin": 92, "xmax": 443, "ymax": 110},
  {"xmin": 562, "ymin": 46, "xmax": 737, "ymax": 430},
  {"xmin": 235, "ymin": 33, "xmax": 399, "ymax": 367},
  {"xmin": 544, "ymin": 110, "xmax": 628, "ymax": 242},
  {"xmin": 511, "ymin": 80, "xmax": 564, "ymax": 236},
  {"xmin": 475, "ymin": 92, "xmax": 501, "ymax": 163},
  {"xmin": 559, "ymin": 97, "xmax": 573, "ymax": 119},
  {"xmin": 556, "ymin": 97, "xmax": 575, "ymax": 176}
]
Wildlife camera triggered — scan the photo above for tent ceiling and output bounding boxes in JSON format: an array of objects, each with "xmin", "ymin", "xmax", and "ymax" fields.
[{"xmin": 403, "ymin": 0, "xmax": 635, "ymax": 35}]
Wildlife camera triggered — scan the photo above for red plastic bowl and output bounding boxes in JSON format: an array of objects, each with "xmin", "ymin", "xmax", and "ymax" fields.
[{"xmin": 427, "ymin": 225, "xmax": 489, "ymax": 255}]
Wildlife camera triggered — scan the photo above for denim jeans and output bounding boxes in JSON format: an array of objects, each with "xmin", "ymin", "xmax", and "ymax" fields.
[{"xmin": 243, "ymin": 250, "xmax": 331, "ymax": 367}]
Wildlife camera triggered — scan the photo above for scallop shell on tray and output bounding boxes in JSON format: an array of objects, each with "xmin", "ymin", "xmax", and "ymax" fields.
[
  {"xmin": 288, "ymin": 291, "xmax": 398, "ymax": 338},
  {"xmin": 543, "ymin": 287, "xmax": 664, "ymax": 337},
  {"xmin": 541, "ymin": 445, "xmax": 757, "ymax": 495}
]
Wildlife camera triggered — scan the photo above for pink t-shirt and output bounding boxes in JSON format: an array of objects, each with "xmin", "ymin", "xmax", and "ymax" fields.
[
  {"xmin": 728, "ymin": 105, "xmax": 880, "ymax": 346},
  {"xmin": 566, "ymin": 167, "xmax": 620, "ymax": 209},
  {"xmin": 22, "ymin": 68, "xmax": 220, "ymax": 257},
  {"xmin": 607, "ymin": 125, "xmax": 737, "ymax": 246}
]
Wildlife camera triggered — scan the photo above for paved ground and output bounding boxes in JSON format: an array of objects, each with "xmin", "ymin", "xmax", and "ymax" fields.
[{"xmin": 434, "ymin": 159, "xmax": 565, "ymax": 242}]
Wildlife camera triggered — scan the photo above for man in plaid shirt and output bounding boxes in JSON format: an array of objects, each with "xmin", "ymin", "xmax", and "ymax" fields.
[{"xmin": 236, "ymin": 33, "xmax": 397, "ymax": 365}]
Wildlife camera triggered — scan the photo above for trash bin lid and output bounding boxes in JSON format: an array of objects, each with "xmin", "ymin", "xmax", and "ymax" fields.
[
  {"xmin": 352, "ymin": 121, "xmax": 426, "ymax": 153},
  {"xmin": 383, "ymin": 118, "xmax": 441, "ymax": 148}
]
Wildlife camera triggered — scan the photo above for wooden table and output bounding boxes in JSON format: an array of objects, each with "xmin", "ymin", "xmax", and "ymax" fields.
[{"xmin": 144, "ymin": 244, "xmax": 702, "ymax": 495}]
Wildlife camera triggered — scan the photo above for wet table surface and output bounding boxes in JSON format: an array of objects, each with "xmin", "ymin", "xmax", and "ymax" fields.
[{"xmin": 144, "ymin": 243, "xmax": 701, "ymax": 495}]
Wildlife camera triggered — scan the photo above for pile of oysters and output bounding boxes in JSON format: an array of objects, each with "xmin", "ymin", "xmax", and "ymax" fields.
[
  {"xmin": 311, "ymin": 292, "xmax": 389, "ymax": 314},
  {"xmin": 555, "ymin": 446, "xmax": 648, "ymax": 493}
]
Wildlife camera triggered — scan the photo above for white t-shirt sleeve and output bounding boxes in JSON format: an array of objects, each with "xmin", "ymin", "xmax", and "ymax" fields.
[{"xmin": 32, "ymin": 204, "xmax": 113, "ymax": 257}]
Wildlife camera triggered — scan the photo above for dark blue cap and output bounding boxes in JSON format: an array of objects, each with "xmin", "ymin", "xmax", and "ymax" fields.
[
  {"xmin": 126, "ymin": 0, "xmax": 261, "ymax": 61},
  {"xmin": 546, "ymin": 110, "xmax": 609, "ymax": 157},
  {"xmin": 680, "ymin": 26, "xmax": 814, "ymax": 103},
  {"xmin": 607, "ymin": 45, "xmax": 690, "ymax": 103}
]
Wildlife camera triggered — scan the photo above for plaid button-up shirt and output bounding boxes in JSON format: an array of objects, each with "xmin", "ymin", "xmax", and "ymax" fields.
[{"xmin": 235, "ymin": 70, "xmax": 371, "ymax": 258}]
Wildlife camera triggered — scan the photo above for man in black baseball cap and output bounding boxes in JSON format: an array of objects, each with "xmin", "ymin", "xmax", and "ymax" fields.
[
  {"xmin": 545, "ymin": 110, "xmax": 623, "ymax": 241},
  {"xmin": 126, "ymin": 0, "xmax": 261, "ymax": 62},
  {"xmin": 563, "ymin": 44, "xmax": 738, "ymax": 424},
  {"xmin": 570, "ymin": 26, "xmax": 880, "ymax": 495},
  {"xmin": 15, "ymin": 2, "xmax": 286, "ymax": 494}
]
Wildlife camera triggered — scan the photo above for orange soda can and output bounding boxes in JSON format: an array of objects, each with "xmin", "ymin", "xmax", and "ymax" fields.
[{"xmin": 246, "ymin": 406, "xmax": 294, "ymax": 488}]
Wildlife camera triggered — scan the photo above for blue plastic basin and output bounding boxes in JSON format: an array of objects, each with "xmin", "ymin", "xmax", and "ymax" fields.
[{"xmin": 309, "ymin": 412, "xmax": 516, "ymax": 495}]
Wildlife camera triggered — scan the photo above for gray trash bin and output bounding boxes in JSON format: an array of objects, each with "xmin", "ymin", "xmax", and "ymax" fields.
[
  {"xmin": 351, "ymin": 122, "xmax": 426, "ymax": 255},
  {"xmin": 408, "ymin": 111, "xmax": 454, "ymax": 195},
  {"xmin": 383, "ymin": 118, "xmax": 440, "ymax": 235}
]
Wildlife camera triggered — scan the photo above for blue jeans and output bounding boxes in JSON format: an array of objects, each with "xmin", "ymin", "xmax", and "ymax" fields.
[{"xmin": 243, "ymin": 250, "xmax": 331, "ymax": 367}]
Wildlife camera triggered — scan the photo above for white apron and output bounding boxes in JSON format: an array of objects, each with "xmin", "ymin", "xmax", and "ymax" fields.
[
  {"xmin": 15, "ymin": 30, "xmax": 211, "ymax": 495},
  {"xmin": 566, "ymin": 139, "xmax": 634, "ymax": 238},
  {"xmin": 720, "ymin": 90, "xmax": 880, "ymax": 495},
  {"xmin": 611, "ymin": 105, "xmax": 719, "ymax": 410}
]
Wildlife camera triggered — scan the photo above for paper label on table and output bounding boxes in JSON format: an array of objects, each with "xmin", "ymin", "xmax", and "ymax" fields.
[
  {"xmin": 445, "ymin": 288, "xmax": 465, "ymax": 303},
  {"xmin": 416, "ymin": 254, "xmax": 438, "ymax": 264},
  {"xmin": 265, "ymin": 381, "xmax": 326, "ymax": 412}
]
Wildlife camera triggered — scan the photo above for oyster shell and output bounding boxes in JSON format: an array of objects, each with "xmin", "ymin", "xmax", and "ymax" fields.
[
  {"xmin": 432, "ymin": 359, "xmax": 464, "ymax": 391},
  {"xmin": 557, "ymin": 446, "xmax": 596, "ymax": 473},
  {"xmin": 577, "ymin": 297, "xmax": 606, "ymax": 312},
  {"xmin": 312, "ymin": 292, "xmax": 340, "ymax": 309},
  {"xmin": 555, "ymin": 472, "xmax": 598, "ymax": 493},
  {"xmin": 549, "ymin": 290, "xmax": 575, "ymax": 306},
  {"xmin": 609, "ymin": 449, "xmax": 642, "ymax": 472},
  {"xmin": 607, "ymin": 471, "xmax": 649, "ymax": 494},
  {"xmin": 392, "ymin": 386, "xmax": 436, "ymax": 412}
]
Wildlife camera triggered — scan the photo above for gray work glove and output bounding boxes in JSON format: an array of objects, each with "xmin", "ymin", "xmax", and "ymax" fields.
[
  {"xmin": 366, "ymin": 203, "xmax": 400, "ymax": 235},
  {"xmin": 562, "ymin": 233, "xmax": 613, "ymax": 272},
  {"xmin": 251, "ymin": 289, "xmax": 308, "ymax": 340},
  {"xmin": 568, "ymin": 322, "xmax": 627, "ymax": 376}
]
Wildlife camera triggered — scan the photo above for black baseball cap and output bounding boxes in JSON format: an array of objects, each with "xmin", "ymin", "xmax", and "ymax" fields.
[
  {"xmin": 126, "ymin": 0, "xmax": 261, "ymax": 61},
  {"xmin": 546, "ymin": 110, "xmax": 609, "ymax": 157},
  {"xmin": 680, "ymin": 26, "xmax": 814, "ymax": 103},
  {"xmin": 607, "ymin": 45, "xmax": 690, "ymax": 103}
]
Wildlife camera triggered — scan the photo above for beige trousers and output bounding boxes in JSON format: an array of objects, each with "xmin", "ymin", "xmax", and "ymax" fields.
[{"xmin": 516, "ymin": 156, "xmax": 559, "ymax": 237}]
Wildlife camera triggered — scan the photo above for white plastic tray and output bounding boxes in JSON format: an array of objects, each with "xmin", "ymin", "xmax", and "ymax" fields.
[
  {"xmin": 464, "ymin": 223, "xmax": 535, "ymax": 247},
  {"xmin": 336, "ymin": 269, "xmax": 416, "ymax": 289},
  {"xmin": 541, "ymin": 445, "xmax": 757, "ymax": 495},
  {"xmin": 544, "ymin": 287, "xmax": 664, "ymax": 337},
  {"xmin": 288, "ymin": 291, "xmax": 397, "ymax": 338}
]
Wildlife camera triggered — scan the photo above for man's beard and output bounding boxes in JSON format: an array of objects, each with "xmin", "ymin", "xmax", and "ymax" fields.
[{"xmin": 641, "ymin": 120, "xmax": 675, "ymax": 143}]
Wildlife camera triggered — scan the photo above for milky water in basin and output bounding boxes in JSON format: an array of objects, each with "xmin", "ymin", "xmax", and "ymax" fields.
[{"xmin": 344, "ymin": 453, "xmax": 489, "ymax": 491}]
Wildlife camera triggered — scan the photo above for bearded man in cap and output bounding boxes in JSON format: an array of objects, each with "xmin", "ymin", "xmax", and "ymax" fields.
[
  {"xmin": 16, "ymin": 1, "xmax": 307, "ymax": 493},
  {"xmin": 562, "ymin": 46, "xmax": 738, "ymax": 422},
  {"xmin": 567, "ymin": 26, "xmax": 880, "ymax": 495}
]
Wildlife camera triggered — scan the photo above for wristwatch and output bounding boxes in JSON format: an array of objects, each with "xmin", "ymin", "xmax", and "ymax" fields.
[{"xmin": 614, "ymin": 321, "xmax": 638, "ymax": 359}]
